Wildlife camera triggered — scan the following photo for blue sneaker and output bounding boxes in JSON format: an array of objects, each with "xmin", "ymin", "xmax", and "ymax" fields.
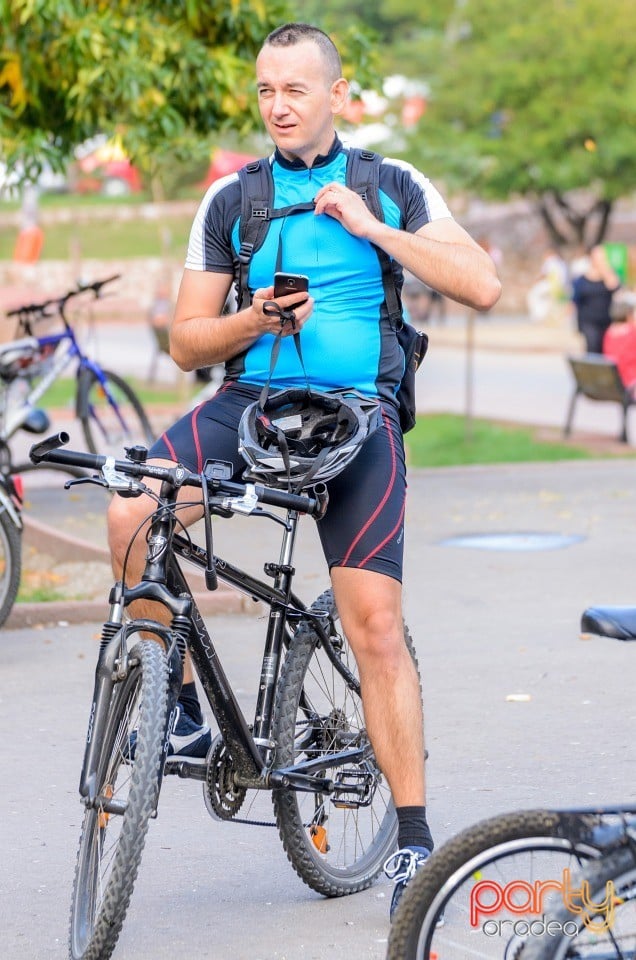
[
  {"xmin": 384, "ymin": 845, "xmax": 431, "ymax": 920},
  {"xmin": 165, "ymin": 705, "xmax": 211, "ymax": 766},
  {"xmin": 125, "ymin": 704, "xmax": 211, "ymax": 766}
]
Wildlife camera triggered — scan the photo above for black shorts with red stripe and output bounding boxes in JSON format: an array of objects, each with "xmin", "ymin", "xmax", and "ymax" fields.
[{"xmin": 149, "ymin": 381, "xmax": 406, "ymax": 583}]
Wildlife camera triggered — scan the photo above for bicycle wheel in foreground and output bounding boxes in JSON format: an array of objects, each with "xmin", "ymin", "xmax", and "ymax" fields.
[
  {"xmin": 78, "ymin": 368, "xmax": 154, "ymax": 458},
  {"xmin": 0, "ymin": 508, "xmax": 21, "ymax": 628},
  {"xmin": 273, "ymin": 588, "xmax": 420, "ymax": 896},
  {"xmin": 69, "ymin": 639, "xmax": 168, "ymax": 960},
  {"xmin": 386, "ymin": 809, "xmax": 602, "ymax": 960},
  {"xmin": 521, "ymin": 844, "xmax": 636, "ymax": 960}
]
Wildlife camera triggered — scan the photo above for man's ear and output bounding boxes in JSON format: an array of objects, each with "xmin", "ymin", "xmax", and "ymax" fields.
[{"xmin": 331, "ymin": 77, "xmax": 350, "ymax": 115}]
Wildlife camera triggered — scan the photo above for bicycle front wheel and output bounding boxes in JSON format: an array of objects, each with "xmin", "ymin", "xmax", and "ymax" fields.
[
  {"xmin": 0, "ymin": 507, "xmax": 21, "ymax": 628},
  {"xmin": 387, "ymin": 810, "xmax": 602, "ymax": 960},
  {"xmin": 273, "ymin": 587, "xmax": 421, "ymax": 896},
  {"xmin": 69, "ymin": 639, "xmax": 168, "ymax": 960},
  {"xmin": 521, "ymin": 845, "xmax": 636, "ymax": 960},
  {"xmin": 78, "ymin": 368, "xmax": 154, "ymax": 457}
]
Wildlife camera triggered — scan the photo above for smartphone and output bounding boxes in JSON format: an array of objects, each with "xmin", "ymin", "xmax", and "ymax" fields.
[{"xmin": 274, "ymin": 272, "xmax": 309, "ymax": 308}]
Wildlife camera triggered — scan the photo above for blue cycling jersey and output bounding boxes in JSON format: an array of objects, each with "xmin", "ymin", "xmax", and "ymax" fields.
[{"xmin": 184, "ymin": 137, "xmax": 451, "ymax": 400}]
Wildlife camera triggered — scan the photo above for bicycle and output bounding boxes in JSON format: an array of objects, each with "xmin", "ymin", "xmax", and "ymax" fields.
[
  {"xmin": 1, "ymin": 275, "xmax": 154, "ymax": 472},
  {"xmin": 0, "ymin": 466, "xmax": 23, "ymax": 627},
  {"xmin": 386, "ymin": 604, "xmax": 636, "ymax": 960},
  {"xmin": 29, "ymin": 431, "xmax": 420, "ymax": 960},
  {"xmin": 504, "ymin": 605, "xmax": 636, "ymax": 960}
]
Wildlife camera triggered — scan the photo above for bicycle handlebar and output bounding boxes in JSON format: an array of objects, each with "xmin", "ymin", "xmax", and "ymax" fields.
[
  {"xmin": 29, "ymin": 433, "xmax": 329, "ymax": 518},
  {"xmin": 5, "ymin": 274, "xmax": 121, "ymax": 320}
]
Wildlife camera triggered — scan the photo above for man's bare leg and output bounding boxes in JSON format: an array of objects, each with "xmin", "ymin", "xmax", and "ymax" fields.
[{"xmin": 329, "ymin": 566, "xmax": 425, "ymax": 806}]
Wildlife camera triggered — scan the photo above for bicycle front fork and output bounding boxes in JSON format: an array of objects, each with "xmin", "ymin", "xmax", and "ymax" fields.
[{"xmin": 78, "ymin": 613, "xmax": 183, "ymax": 807}]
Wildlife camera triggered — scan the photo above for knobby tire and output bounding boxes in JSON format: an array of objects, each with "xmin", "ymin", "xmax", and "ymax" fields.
[
  {"xmin": 69, "ymin": 639, "xmax": 168, "ymax": 960},
  {"xmin": 273, "ymin": 587, "xmax": 421, "ymax": 896}
]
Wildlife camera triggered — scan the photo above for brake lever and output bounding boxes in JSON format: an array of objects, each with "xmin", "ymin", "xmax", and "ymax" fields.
[{"xmin": 64, "ymin": 475, "xmax": 108, "ymax": 491}]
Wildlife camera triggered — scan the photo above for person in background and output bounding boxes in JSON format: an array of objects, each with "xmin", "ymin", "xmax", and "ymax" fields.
[
  {"xmin": 572, "ymin": 245, "xmax": 621, "ymax": 353},
  {"xmin": 602, "ymin": 295, "xmax": 636, "ymax": 393},
  {"xmin": 527, "ymin": 246, "xmax": 570, "ymax": 322}
]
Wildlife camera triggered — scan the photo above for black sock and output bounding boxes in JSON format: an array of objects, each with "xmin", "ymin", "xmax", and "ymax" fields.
[
  {"xmin": 178, "ymin": 682, "xmax": 203, "ymax": 725},
  {"xmin": 396, "ymin": 805, "xmax": 434, "ymax": 852}
]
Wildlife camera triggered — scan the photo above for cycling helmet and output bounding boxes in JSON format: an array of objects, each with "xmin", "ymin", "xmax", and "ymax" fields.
[{"xmin": 238, "ymin": 387, "xmax": 383, "ymax": 490}]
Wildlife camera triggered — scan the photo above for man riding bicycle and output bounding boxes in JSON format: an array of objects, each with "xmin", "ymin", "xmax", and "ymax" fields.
[{"xmin": 107, "ymin": 21, "xmax": 501, "ymax": 918}]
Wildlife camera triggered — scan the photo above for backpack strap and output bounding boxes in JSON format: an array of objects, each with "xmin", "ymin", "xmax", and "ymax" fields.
[
  {"xmin": 346, "ymin": 148, "xmax": 403, "ymax": 328},
  {"xmin": 237, "ymin": 159, "xmax": 274, "ymax": 310},
  {"xmin": 236, "ymin": 157, "xmax": 314, "ymax": 310}
]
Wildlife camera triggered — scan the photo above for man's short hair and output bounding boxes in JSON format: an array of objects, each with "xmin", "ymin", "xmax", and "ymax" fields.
[{"xmin": 263, "ymin": 23, "xmax": 342, "ymax": 83}]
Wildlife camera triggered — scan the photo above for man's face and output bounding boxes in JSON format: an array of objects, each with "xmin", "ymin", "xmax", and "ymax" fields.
[{"xmin": 256, "ymin": 40, "xmax": 345, "ymax": 164}]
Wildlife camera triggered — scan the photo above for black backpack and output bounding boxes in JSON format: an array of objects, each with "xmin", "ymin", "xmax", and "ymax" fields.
[{"xmin": 235, "ymin": 147, "xmax": 427, "ymax": 432}]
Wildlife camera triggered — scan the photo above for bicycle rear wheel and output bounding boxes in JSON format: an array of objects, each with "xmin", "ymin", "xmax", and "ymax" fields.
[
  {"xmin": 78, "ymin": 368, "xmax": 154, "ymax": 457},
  {"xmin": 273, "ymin": 588, "xmax": 420, "ymax": 896},
  {"xmin": 0, "ymin": 507, "xmax": 21, "ymax": 628},
  {"xmin": 521, "ymin": 845, "xmax": 636, "ymax": 960},
  {"xmin": 386, "ymin": 810, "xmax": 602, "ymax": 960},
  {"xmin": 69, "ymin": 639, "xmax": 168, "ymax": 960}
]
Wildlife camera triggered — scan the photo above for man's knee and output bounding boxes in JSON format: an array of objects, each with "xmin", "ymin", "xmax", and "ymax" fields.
[
  {"xmin": 349, "ymin": 607, "xmax": 406, "ymax": 666},
  {"xmin": 107, "ymin": 493, "xmax": 148, "ymax": 562}
]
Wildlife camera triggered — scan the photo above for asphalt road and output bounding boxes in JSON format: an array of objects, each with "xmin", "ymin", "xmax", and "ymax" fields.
[{"xmin": 3, "ymin": 457, "xmax": 636, "ymax": 959}]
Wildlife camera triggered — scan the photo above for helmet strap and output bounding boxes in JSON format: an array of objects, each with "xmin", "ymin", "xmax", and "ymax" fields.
[{"xmin": 258, "ymin": 302, "xmax": 310, "ymax": 410}]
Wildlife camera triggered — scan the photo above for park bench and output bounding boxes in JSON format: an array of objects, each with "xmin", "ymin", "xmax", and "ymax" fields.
[{"xmin": 564, "ymin": 354, "xmax": 635, "ymax": 444}]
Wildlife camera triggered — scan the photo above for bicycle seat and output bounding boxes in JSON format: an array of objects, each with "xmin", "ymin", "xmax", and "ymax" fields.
[{"xmin": 581, "ymin": 605, "xmax": 636, "ymax": 641}]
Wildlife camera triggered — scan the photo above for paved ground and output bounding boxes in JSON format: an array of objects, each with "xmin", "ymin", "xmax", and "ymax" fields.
[{"xmin": 3, "ymin": 313, "xmax": 636, "ymax": 958}]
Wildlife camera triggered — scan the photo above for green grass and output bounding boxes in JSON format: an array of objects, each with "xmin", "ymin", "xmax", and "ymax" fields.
[
  {"xmin": 17, "ymin": 584, "xmax": 66, "ymax": 603},
  {"xmin": 404, "ymin": 413, "xmax": 615, "ymax": 467},
  {"xmin": 0, "ymin": 213, "xmax": 194, "ymax": 260},
  {"xmin": 35, "ymin": 376, "xmax": 195, "ymax": 409}
]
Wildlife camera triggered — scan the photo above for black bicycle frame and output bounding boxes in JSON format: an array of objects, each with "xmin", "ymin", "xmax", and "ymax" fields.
[
  {"xmin": 77, "ymin": 471, "xmax": 368, "ymax": 807},
  {"xmin": 166, "ymin": 508, "xmax": 366, "ymax": 792}
]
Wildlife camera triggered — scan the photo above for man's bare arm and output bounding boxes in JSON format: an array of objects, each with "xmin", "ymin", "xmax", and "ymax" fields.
[
  {"xmin": 170, "ymin": 269, "xmax": 313, "ymax": 372},
  {"xmin": 370, "ymin": 218, "xmax": 502, "ymax": 312}
]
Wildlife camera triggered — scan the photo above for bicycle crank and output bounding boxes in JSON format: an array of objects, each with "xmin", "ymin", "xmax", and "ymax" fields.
[{"xmin": 203, "ymin": 734, "xmax": 247, "ymax": 821}]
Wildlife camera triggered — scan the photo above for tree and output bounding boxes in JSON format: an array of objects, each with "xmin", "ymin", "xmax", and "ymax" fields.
[
  {"xmin": 397, "ymin": 0, "xmax": 636, "ymax": 246},
  {"xmin": 0, "ymin": 2, "xmax": 380, "ymax": 190},
  {"xmin": 0, "ymin": 0, "xmax": 293, "ymax": 187}
]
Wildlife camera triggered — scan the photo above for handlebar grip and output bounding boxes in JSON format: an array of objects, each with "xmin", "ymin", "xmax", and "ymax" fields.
[
  {"xmin": 255, "ymin": 482, "xmax": 329, "ymax": 518},
  {"xmin": 29, "ymin": 433, "xmax": 105, "ymax": 471},
  {"xmin": 29, "ymin": 432, "xmax": 71, "ymax": 464}
]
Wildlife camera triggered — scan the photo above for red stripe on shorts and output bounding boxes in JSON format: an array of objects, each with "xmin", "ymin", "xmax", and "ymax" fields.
[{"xmin": 342, "ymin": 410, "xmax": 396, "ymax": 566}]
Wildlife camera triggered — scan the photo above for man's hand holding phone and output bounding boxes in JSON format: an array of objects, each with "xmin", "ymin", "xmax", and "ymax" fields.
[
  {"xmin": 274, "ymin": 272, "xmax": 310, "ymax": 308},
  {"xmin": 253, "ymin": 272, "xmax": 312, "ymax": 338}
]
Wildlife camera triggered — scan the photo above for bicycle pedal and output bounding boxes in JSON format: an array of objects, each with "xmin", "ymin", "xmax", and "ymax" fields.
[{"xmin": 165, "ymin": 760, "xmax": 208, "ymax": 781}]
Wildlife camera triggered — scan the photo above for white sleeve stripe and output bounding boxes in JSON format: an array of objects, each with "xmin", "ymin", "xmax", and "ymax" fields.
[
  {"xmin": 380, "ymin": 156, "xmax": 452, "ymax": 222},
  {"xmin": 184, "ymin": 172, "xmax": 240, "ymax": 271}
]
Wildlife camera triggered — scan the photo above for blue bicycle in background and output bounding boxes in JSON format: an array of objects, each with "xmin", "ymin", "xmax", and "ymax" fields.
[{"xmin": 0, "ymin": 274, "xmax": 155, "ymax": 470}]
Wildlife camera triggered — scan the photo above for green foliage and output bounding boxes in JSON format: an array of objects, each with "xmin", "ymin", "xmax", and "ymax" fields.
[
  {"xmin": 0, "ymin": 0, "xmax": 291, "ymax": 180},
  {"xmin": 400, "ymin": 0, "xmax": 636, "ymax": 241}
]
